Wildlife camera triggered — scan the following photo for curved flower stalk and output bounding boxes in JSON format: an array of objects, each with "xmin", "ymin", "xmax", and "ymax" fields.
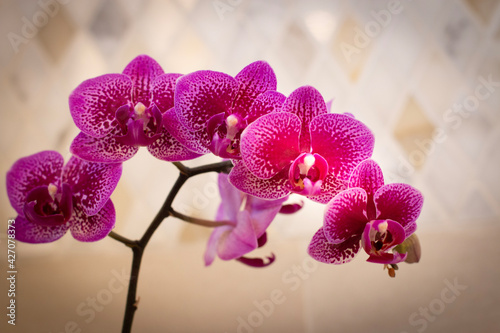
[
  {"xmin": 69, "ymin": 55, "xmax": 202, "ymax": 163},
  {"xmin": 168, "ymin": 61, "xmax": 282, "ymax": 158},
  {"xmin": 6, "ymin": 151, "xmax": 121, "ymax": 243},
  {"xmin": 204, "ymin": 173, "xmax": 288, "ymax": 267},
  {"xmin": 307, "ymin": 159, "xmax": 424, "ymax": 265},
  {"xmin": 230, "ymin": 85, "xmax": 375, "ymax": 203}
]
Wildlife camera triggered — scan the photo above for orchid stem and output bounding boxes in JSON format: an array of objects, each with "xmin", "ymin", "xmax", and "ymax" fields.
[
  {"xmin": 108, "ymin": 160, "xmax": 233, "ymax": 333},
  {"xmin": 169, "ymin": 208, "xmax": 232, "ymax": 227}
]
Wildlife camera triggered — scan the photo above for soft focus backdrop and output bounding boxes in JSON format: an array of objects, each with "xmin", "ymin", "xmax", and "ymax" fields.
[{"xmin": 1, "ymin": 0, "xmax": 500, "ymax": 332}]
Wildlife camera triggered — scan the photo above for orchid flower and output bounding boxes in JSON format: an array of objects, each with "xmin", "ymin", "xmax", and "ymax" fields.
[
  {"xmin": 230, "ymin": 85, "xmax": 375, "ymax": 203},
  {"xmin": 308, "ymin": 159, "xmax": 424, "ymax": 265},
  {"xmin": 69, "ymin": 55, "xmax": 201, "ymax": 163},
  {"xmin": 6, "ymin": 151, "xmax": 121, "ymax": 243},
  {"xmin": 168, "ymin": 61, "xmax": 282, "ymax": 158},
  {"xmin": 204, "ymin": 173, "xmax": 287, "ymax": 267}
]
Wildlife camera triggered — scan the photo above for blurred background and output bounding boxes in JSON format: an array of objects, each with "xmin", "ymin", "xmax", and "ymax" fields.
[{"xmin": 1, "ymin": 0, "xmax": 499, "ymax": 332}]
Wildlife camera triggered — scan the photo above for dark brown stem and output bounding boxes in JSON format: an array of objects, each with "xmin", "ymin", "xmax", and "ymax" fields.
[{"xmin": 108, "ymin": 160, "xmax": 233, "ymax": 333}]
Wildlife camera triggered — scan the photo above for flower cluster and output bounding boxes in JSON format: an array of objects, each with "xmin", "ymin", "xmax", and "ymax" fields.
[{"xmin": 6, "ymin": 55, "xmax": 423, "ymax": 274}]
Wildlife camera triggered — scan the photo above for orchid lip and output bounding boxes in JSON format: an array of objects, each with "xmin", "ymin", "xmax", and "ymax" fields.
[
  {"xmin": 288, "ymin": 152, "xmax": 328, "ymax": 195},
  {"xmin": 362, "ymin": 219, "xmax": 407, "ymax": 264},
  {"xmin": 23, "ymin": 183, "xmax": 73, "ymax": 227},
  {"xmin": 206, "ymin": 113, "xmax": 246, "ymax": 158},
  {"xmin": 115, "ymin": 104, "xmax": 163, "ymax": 147}
]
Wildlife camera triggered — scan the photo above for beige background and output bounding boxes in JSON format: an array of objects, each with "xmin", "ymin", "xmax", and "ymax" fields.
[{"xmin": 1, "ymin": 0, "xmax": 499, "ymax": 332}]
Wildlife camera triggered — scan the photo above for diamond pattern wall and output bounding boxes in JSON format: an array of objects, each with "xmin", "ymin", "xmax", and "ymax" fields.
[{"xmin": 1, "ymin": 1, "xmax": 499, "ymax": 333}]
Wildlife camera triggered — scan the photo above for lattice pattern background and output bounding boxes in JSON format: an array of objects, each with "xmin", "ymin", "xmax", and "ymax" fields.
[{"xmin": 1, "ymin": 0, "xmax": 499, "ymax": 332}]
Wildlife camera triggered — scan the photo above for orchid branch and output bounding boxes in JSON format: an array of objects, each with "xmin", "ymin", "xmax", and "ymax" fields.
[{"xmin": 108, "ymin": 160, "xmax": 233, "ymax": 333}]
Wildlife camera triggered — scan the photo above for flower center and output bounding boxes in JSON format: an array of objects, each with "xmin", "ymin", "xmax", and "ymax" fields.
[
  {"xmin": 115, "ymin": 103, "xmax": 163, "ymax": 147},
  {"xmin": 23, "ymin": 183, "xmax": 73, "ymax": 227},
  {"xmin": 288, "ymin": 153, "xmax": 328, "ymax": 196},
  {"xmin": 207, "ymin": 113, "xmax": 247, "ymax": 158}
]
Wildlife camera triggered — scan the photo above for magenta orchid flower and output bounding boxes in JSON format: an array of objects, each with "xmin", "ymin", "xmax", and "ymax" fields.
[
  {"xmin": 167, "ymin": 61, "xmax": 282, "ymax": 159},
  {"xmin": 229, "ymin": 85, "xmax": 375, "ymax": 203},
  {"xmin": 308, "ymin": 159, "xmax": 424, "ymax": 265},
  {"xmin": 6, "ymin": 151, "xmax": 121, "ymax": 243},
  {"xmin": 204, "ymin": 173, "xmax": 287, "ymax": 267},
  {"xmin": 69, "ymin": 55, "xmax": 202, "ymax": 163}
]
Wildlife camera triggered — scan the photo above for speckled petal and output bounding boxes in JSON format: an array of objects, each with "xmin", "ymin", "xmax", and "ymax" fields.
[
  {"xmin": 374, "ymin": 183, "xmax": 424, "ymax": 229},
  {"xmin": 308, "ymin": 227, "xmax": 361, "ymax": 264},
  {"xmin": 62, "ymin": 156, "xmax": 122, "ymax": 216},
  {"xmin": 6, "ymin": 150, "xmax": 64, "ymax": 215},
  {"xmin": 307, "ymin": 172, "xmax": 348, "ymax": 204},
  {"xmin": 282, "ymin": 86, "xmax": 327, "ymax": 151},
  {"xmin": 12, "ymin": 215, "xmax": 69, "ymax": 244},
  {"xmin": 247, "ymin": 90, "xmax": 286, "ymax": 124},
  {"xmin": 163, "ymin": 109, "xmax": 211, "ymax": 154},
  {"xmin": 240, "ymin": 112, "xmax": 301, "ymax": 179},
  {"xmin": 122, "ymin": 55, "xmax": 164, "ymax": 106},
  {"xmin": 70, "ymin": 131, "xmax": 139, "ymax": 163},
  {"xmin": 310, "ymin": 113, "xmax": 374, "ymax": 180},
  {"xmin": 323, "ymin": 188, "xmax": 368, "ymax": 244},
  {"xmin": 349, "ymin": 159, "xmax": 384, "ymax": 197},
  {"xmin": 147, "ymin": 128, "xmax": 203, "ymax": 161},
  {"xmin": 228, "ymin": 161, "xmax": 291, "ymax": 200},
  {"xmin": 232, "ymin": 61, "xmax": 277, "ymax": 116},
  {"xmin": 70, "ymin": 199, "xmax": 115, "ymax": 242},
  {"xmin": 175, "ymin": 70, "xmax": 238, "ymax": 131},
  {"xmin": 151, "ymin": 73, "xmax": 183, "ymax": 112},
  {"xmin": 349, "ymin": 159, "xmax": 384, "ymax": 219},
  {"xmin": 69, "ymin": 74, "xmax": 132, "ymax": 138}
]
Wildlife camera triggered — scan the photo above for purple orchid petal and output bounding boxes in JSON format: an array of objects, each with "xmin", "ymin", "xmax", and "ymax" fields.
[
  {"xmin": 163, "ymin": 109, "xmax": 211, "ymax": 155},
  {"xmin": 122, "ymin": 55, "xmax": 164, "ymax": 106},
  {"xmin": 70, "ymin": 199, "xmax": 115, "ymax": 242},
  {"xmin": 240, "ymin": 112, "xmax": 301, "ymax": 179},
  {"xmin": 147, "ymin": 128, "xmax": 203, "ymax": 161},
  {"xmin": 246, "ymin": 195, "xmax": 287, "ymax": 237},
  {"xmin": 204, "ymin": 226, "xmax": 231, "ymax": 266},
  {"xmin": 326, "ymin": 99, "xmax": 333, "ymax": 113},
  {"xmin": 217, "ymin": 173, "xmax": 245, "ymax": 222},
  {"xmin": 70, "ymin": 131, "xmax": 139, "ymax": 163},
  {"xmin": 310, "ymin": 113, "xmax": 374, "ymax": 180},
  {"xmin": 366, "ymin": 251, "xmax": 407, "ymax": 264},
  {"xmin": 228, "ymin": 161, "xmax": 291, "ymax": 200},
  {"xmin": 12, "ymin": 215, "xmax": 69, "ymax": 244},
  {"xmin": 307, "ymin": 172, "xmax": 348, "ymax": 204},
  {"xmin": 236, "ymin": 254, "xmax": 276, "ymax": 267},
  {"xmin": 217, "ymin": 210, "xmax": 258, "ymax": 261},
  {"xmin": 323, "ymin": 188, "xmax": 368, "ymax": 244},
  {"xmin": 279, "ymin": 200, "xmax": 304, "ymax": 214},
  {"xmin": 175, "ymin": 70, "xmax": 238, "ymax": 131},
  {"xmin": 349, "ymin": 159, "xmax": 384, "ymax": 197},
  {"xmin": 69, "ymin": 74, "xmax": 132, "ymax": 138},
  {"xmin": 404, "ymin": 221, "xmax": 417, "ymax": 238},
  {"xmin": 151, "ymin": 73, "xmax": 183, "ymax": 112},
  {"xmin": 62, "ymin": 156, "xmax": 122, "ymax": 216},
  {"xmin": 247, "ymin": 91, "xmax": 286, "ymax": 124},
  {"xmin": 308, "ymin": 227, "xmax": 361, "ymax": 264},
  {"xmin": 232, "ymin": 61, "xmax": 277, "ymax": 117},
  {"xmin": 374, "ymin": 183, "xmax": 424, "ymax": 229},
  {"xmin": 349, "ymin": 159, "xmax": 384, "ymax": 220},
  {"xmin": 282, "ymin": 86, "xmax": 328, "ymax": 152},
  {"xmin": 6, "ymin": 151, "xmax": 64, "ymax": 215}
]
